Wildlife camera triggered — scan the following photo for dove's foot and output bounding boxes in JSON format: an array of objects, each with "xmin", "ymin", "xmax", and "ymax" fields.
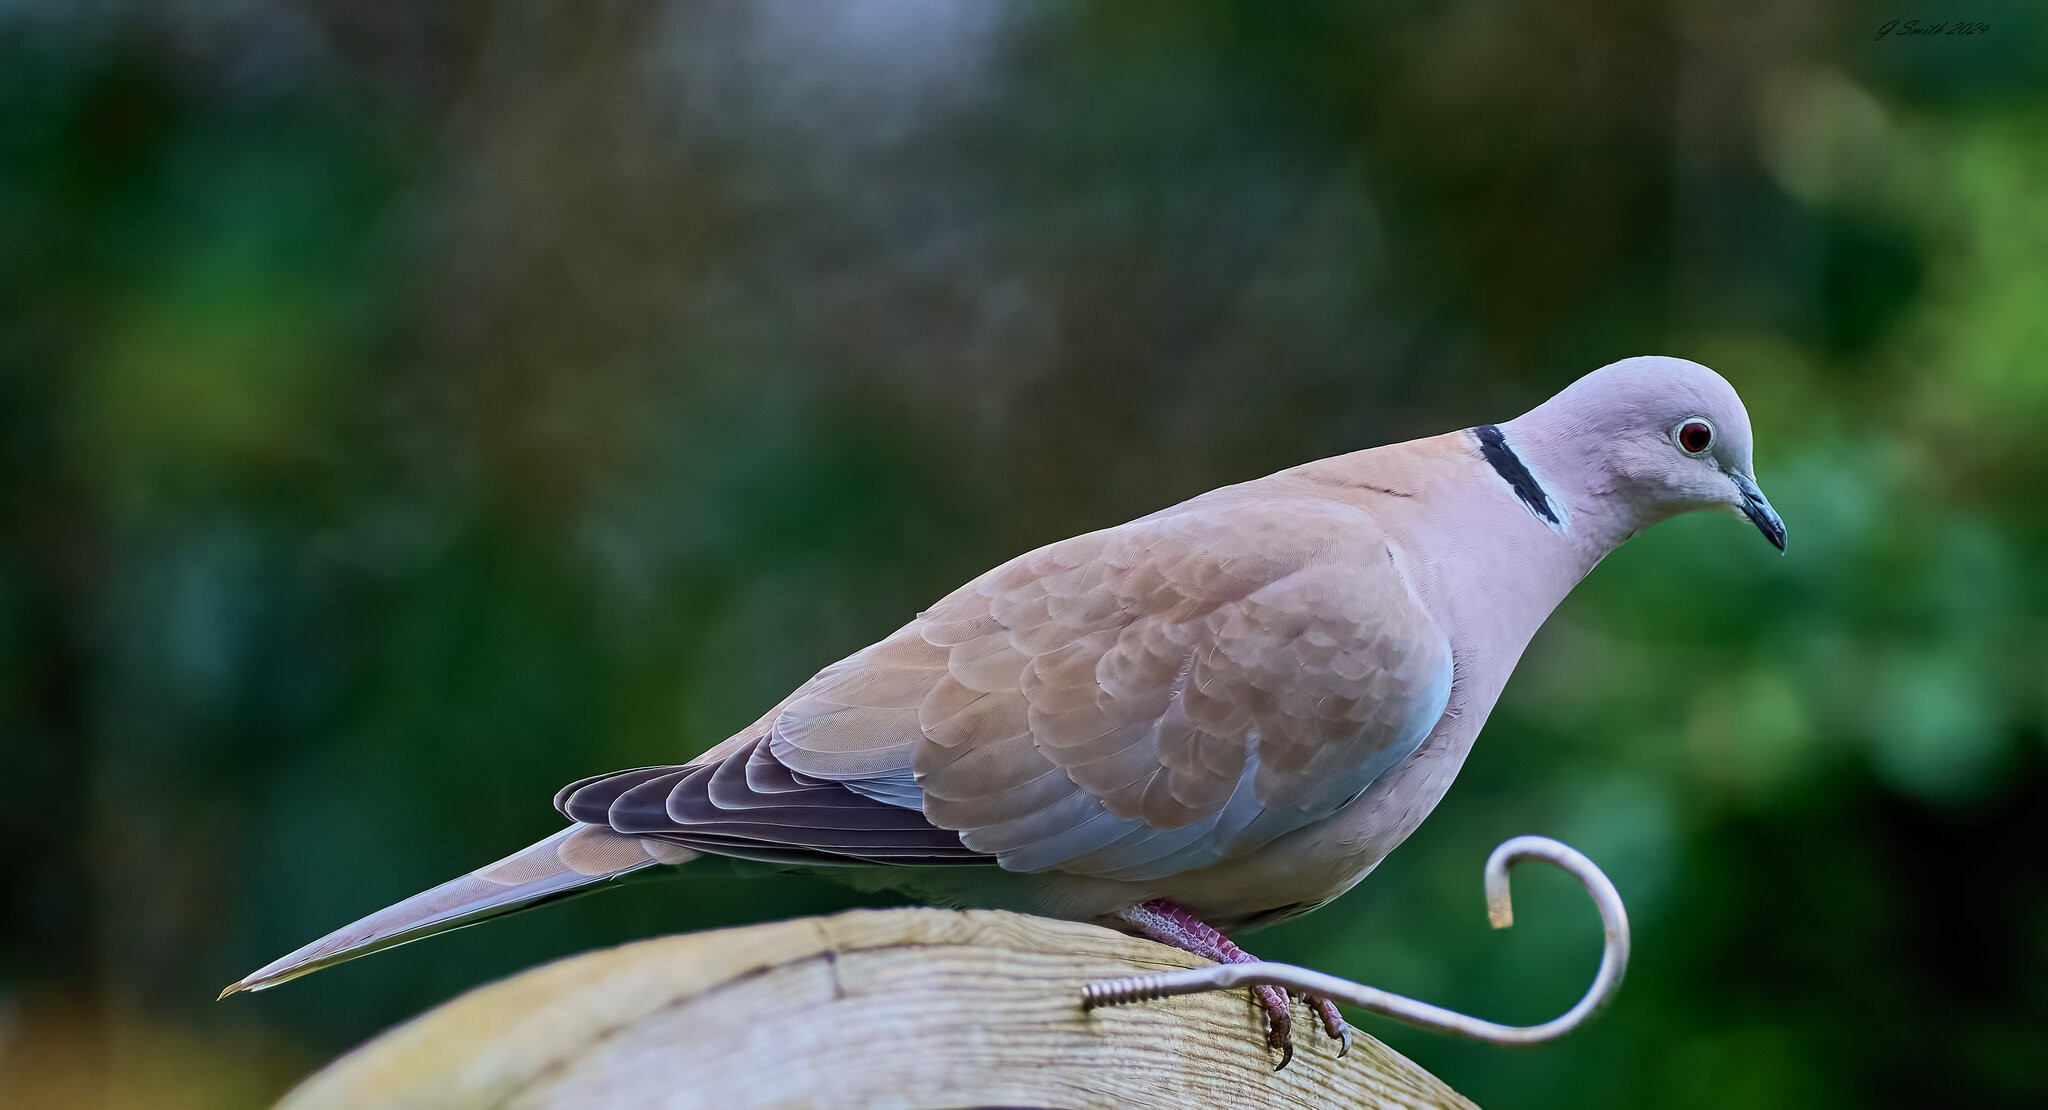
[{"xmin": 1114, "ymin": 898, "xmax": 1348, "ymax": 1070}]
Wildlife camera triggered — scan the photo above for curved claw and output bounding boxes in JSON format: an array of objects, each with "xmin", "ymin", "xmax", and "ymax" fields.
[
  {"xmin": 1309, "ymin": 994, "xmax": 1352, "ymax": 1057},
  {"xmin": 1081, "ymin": 835, "xmax": 1631, "ymax": 1047},
  {"xmin": 1254, "ymin": 983, "xmax": 1294, "ymax": 1070}
]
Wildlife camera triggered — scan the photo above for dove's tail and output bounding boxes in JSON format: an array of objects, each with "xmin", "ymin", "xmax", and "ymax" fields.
[{"xmin": 219, "ymin": 824, "xmax": 698, "ymax": 998}]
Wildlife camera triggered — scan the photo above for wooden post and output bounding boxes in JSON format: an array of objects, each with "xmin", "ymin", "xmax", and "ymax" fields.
[{"xmin": 281, "ymin": 907, "xmax": 1477, "ymax": 1109}]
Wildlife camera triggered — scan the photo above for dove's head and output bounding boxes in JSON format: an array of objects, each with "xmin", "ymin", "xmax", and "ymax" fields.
[{"xmin": 1506, "ymin": 355, "xmax": 1787, "ymax": 551}]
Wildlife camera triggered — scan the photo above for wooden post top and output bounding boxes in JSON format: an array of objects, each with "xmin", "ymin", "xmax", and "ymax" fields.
[{"xmin": 282, "ymin": 907, "xmax": 1476, "ymax": 1109}]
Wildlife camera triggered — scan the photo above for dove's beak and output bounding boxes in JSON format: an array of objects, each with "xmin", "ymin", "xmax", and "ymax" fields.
[{"xmin": 1730, "ymin": 471, "xmax": 1786, "ymax": 552}]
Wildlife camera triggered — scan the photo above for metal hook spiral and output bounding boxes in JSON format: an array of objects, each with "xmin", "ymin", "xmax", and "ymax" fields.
[{"xmin": 1082, "ymin": 835, "xmax": 1630, "ymax": 1046}]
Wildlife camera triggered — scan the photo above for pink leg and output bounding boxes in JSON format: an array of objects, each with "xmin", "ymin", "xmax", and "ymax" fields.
[{"xmin": 1115, "ymin": 899, "xmax": 1352, "ymax": 1069}]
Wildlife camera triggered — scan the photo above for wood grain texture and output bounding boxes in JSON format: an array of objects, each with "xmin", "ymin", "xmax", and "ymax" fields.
[{"xmin": 281, "ymin": 908, "xmax": 1477, "ymax": 1110}]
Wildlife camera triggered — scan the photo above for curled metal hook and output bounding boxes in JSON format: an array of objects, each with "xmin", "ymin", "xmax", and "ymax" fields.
[{"xmin": 1082, "ymin": 835, "xmax": 1630, "ymax": 1046}]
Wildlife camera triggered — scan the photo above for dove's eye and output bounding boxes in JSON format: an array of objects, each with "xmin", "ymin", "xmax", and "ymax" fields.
[{"xmin": 1674, "ymin": 418, "xmax": 1715, "ymax": 457}]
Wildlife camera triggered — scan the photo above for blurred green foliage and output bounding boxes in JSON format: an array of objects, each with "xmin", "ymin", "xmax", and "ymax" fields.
[{"xmin": 3, "ymin": 3, "xmax": 2045, "ymax": 1106}]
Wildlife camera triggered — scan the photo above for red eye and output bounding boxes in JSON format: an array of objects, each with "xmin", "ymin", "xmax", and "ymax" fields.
[{"xmin": 1676, "ymin": 419, "xmax": 1714, "ymax": 455}]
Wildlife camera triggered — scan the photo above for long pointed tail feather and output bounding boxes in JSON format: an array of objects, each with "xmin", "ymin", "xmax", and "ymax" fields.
[{"xmin": 220, "ymin": 824, "xmax": 698, "ymax": 998}]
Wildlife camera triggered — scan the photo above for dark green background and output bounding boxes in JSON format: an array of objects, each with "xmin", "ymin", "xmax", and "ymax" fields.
[{"xmin": 3, "ymin": 3, "xmax": 2044, "ymax": 1106}]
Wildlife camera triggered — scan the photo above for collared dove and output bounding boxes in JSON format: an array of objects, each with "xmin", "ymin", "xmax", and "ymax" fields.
[{"xmin": 223, "ymin": 355, "xmax": 1785, "ymax": 1065}]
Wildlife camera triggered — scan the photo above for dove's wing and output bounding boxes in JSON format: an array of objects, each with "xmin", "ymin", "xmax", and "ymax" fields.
[{"xmin": 559, "ymin": 497, "xmax": 1452, "ymax": 882}]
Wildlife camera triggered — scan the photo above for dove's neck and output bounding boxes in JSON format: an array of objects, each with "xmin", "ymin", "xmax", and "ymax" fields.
[
  {"xmin": 1493, "ymin": 409, "xmax": 1661, "ymax": 560},
  {"xmin": 1294, "ymin": 428, "xmax": 1624, "ymax": 685},
  {"xmin": 1289, "ymin": 425, "xmax": 1630, "ymax": 642}
]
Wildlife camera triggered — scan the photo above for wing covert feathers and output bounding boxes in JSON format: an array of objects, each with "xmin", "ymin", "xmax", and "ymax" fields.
[{"xmin": 560, "ymin": 497, "xmax": 1452, "ymax": 883}]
